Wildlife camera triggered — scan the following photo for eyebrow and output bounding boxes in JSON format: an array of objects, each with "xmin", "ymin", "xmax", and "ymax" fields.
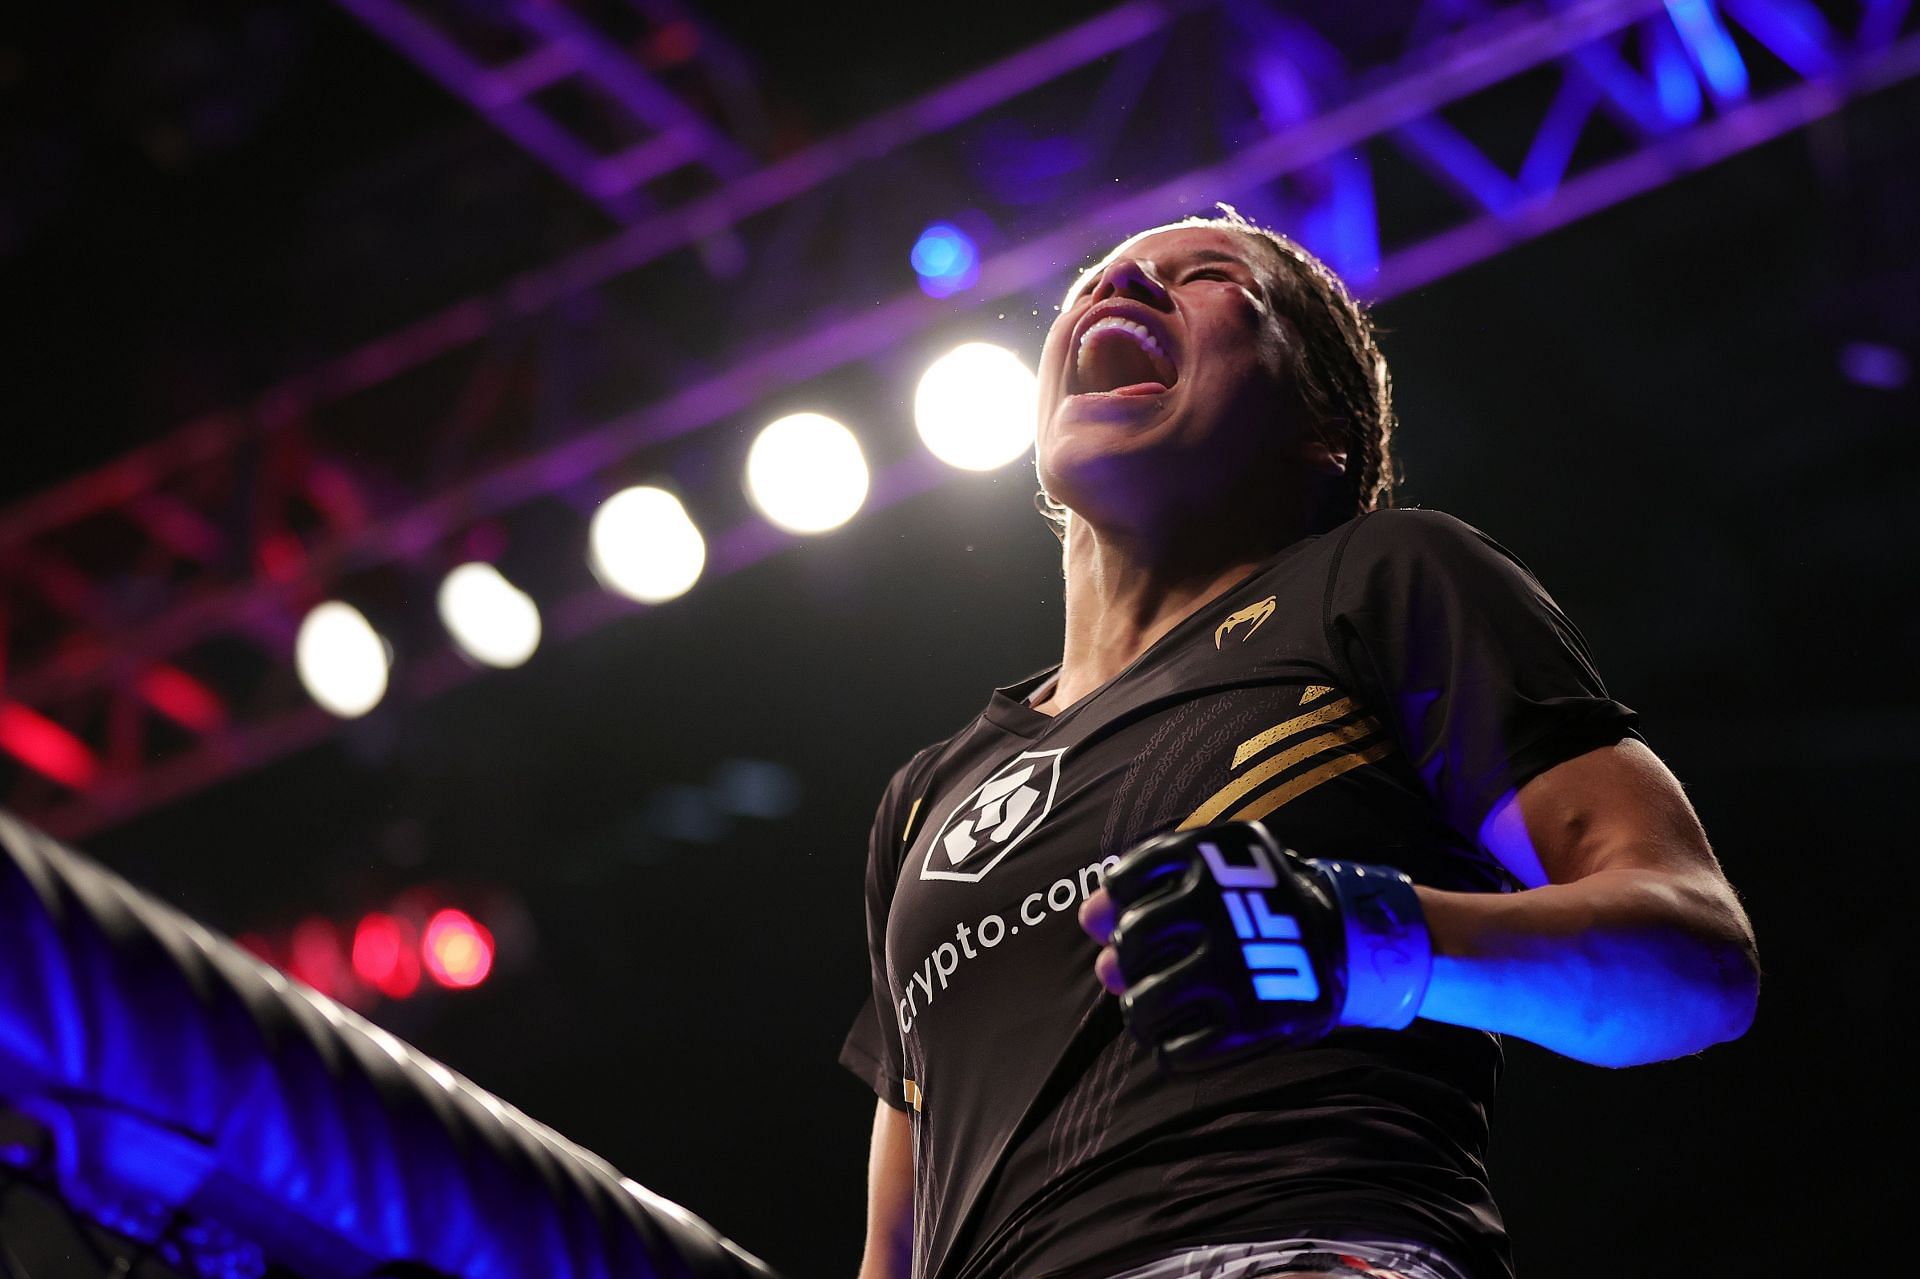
[
  {"xmin": 1178, "ymin": 248, "xmax": 1252, "ymax": 269},
  {"xmin": 1175, "ymin": 245, "xmax": 1272, "ymax": 299},
  {"xmin": 1065, "ymin": 244, "xmax": 1258, "ymax": 302}
]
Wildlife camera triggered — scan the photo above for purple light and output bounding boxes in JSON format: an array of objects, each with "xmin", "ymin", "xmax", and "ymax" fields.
[{"xmin": 1840, "ymin": 342, "xmax": 1910, "ymax": 391}]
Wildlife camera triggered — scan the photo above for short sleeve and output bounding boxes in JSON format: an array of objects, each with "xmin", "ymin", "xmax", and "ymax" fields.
[
  {"xmin": 1326, "ymin": 509, "xmax": 1641, "ymax": 842},
  {"xmin": 836, "ymin": 759, "xmax": 922, "ymax": 1113}
]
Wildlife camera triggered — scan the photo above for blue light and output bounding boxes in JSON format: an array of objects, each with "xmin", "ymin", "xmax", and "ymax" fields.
[
  {"xmin": 1519, "ymin": 78, "xmax": 1601, "ymax": 196},
  {"xmin": 1297, "ymin": 151, "xmax": 1381, "ymax": 285},
  {"xmin": 1646, "ymin": 18, "xmax": 1704, "ymax": 125},
  {"xmin": 1730, "ymin": 0, "xmax": 1836, "ymax": 77},
  {"xmin": 1665, "ymin": 0, "xmax": 1749, "ymax": 103},
  {"xmin": 911, "ymin": 223, "xmax": 980, "ymax": 299}
]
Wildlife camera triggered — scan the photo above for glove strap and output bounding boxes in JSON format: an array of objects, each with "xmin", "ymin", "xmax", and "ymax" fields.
[{"xmin": 1305, "ymin": 859, "xmax": 1432, "ymax": 1030}]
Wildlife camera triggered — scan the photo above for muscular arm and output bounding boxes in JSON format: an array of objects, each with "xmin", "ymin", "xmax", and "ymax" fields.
[
  {"xmin": 858, "ymin": 1098, "xmax": 914, "ymax": 1279},
  {"xmin": 1414, "ymin": 736, "xmax": 1760, "ymax": 1067},
  {"xmin": 1083, "ymin": 738, "xmax": 1761, "ymax": 1069}
]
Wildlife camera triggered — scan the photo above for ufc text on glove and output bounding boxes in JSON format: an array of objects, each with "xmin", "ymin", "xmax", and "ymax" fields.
[{"xmin": 1083, "ymin": 821, "xmax": 1433, "ymax": 1070}]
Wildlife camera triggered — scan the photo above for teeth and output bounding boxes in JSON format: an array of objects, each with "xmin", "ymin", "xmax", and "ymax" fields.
[{"xmin": 1077, "ymin": 316, "xmax": 1167, "ymax": 364}]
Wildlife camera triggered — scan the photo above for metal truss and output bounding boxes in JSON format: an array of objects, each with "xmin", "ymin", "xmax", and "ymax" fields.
[
  {"xmin": 2, "ymin": 0, "xmax": 1914, "ymax": 838},
  {"xmin": 331, "ymin": 0, "xmax": 767, "ymax": 222}
]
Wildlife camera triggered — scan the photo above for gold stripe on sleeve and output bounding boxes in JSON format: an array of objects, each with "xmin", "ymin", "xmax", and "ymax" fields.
[
  {"xmin": 901, "ymin": 796, "xmax": 924, "ymax": 847},
  {"xmin": 1231, "ymin": 698, "xmax": 1380, "ymax": 769},
  {"xmin": 1228, "ymin": 740, "xmax": 1396, "ymax": 824},
  {"xmin": 1182, "ymin": 721, "xmax": 1381, "ymax": 830},
  {"xmin": 903, "ymin": 1079, "xmax": 923, "ymax": 1112}
]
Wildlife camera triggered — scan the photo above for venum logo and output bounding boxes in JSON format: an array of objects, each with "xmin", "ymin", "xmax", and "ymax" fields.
[
  {"xmin": 919, "ymin": 747, "xmax": 1067, "ymax": 883},
  {"xmin": 1214, "ymin": 595, "xmax": 1277, "ymax": 648}
]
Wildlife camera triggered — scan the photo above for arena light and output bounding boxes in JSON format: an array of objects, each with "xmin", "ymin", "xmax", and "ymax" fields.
[
  {"xmin": 437, "ymin": 562, "xmax": 542, "ymax": 668},
  {"xmin": 910, "ymin": 222, "xmax": 981, "ymax": 298},
  {"xmin": 745, "ymin": 412, "xmax": 869, "ymax": 534},
  {"xmin": 914, "ymin": 342, "xmax": 1039, "ymax": 471},
  {"xmin": 295, "ymin": 601, "xmax": 390, "ymax": 719},
  {"xmin": 1841, "ymin": 342, "xmax": 1910, "ymax": 390},
  {"xmin": 135, "ymin": 665, "xmax": 227, "ymax": 733},
  {"xmin": 588, "ymin": 486, "xmax": 707, "ymax": 603},
  {"xmin": 423, "ymin": 908, "xmax": 495, "ymax": 989},
  {"xmin": 0, "ymin": 702, "xmax": 99, "ymax": 790},
  {"xmin": 352, "ymin": 911, "xmax": 422, "ymax": 1000},
  {"xmin": 1665, "ymin": 0, "xmax": 1749, "ymax": 102},
  {"xmin": 288, "ymin": 916, "xmax": 347, "ymax": 999}
]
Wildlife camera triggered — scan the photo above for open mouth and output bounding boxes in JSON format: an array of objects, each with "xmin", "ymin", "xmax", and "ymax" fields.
[{"xmin": 1073, "ymin": 316, "xmax": 1178, "ymax": 397}]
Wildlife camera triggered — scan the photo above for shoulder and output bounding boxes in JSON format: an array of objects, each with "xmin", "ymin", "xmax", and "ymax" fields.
[
  {"xmin": 1328, "ymin": 507, "xmax": 1545, "ymax": 600},
  {"xmin": 864, "ymin": 742, "xmax": 950, "ymax": 885},
  {"xmin": 878, "ymin": 740, "xmax": 947, "ymax": 813},
  {"xmin": 1334, "ymin": 506, "xmax": 1517, "ymax": 566}
]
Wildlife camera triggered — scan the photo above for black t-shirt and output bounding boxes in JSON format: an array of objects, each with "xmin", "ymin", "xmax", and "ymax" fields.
[{"xmin": 838, "ymin": 510, "xmax": 1640, "ymax": 1279}]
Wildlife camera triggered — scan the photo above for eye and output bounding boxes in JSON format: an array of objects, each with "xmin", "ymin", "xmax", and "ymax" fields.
[{"xmin": 1182, "ymin": 268, "xmax": 1235, "ymax": 284}]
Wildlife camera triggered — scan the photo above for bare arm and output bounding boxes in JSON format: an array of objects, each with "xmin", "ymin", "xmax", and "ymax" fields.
[
  {"xmin": 1082, "ymin": 738, "xmax": 1761, "ymax": 1068},
  {"xmin": 1413, "ymin": 736, "xmax": 1761, "ymax": 1067},
  {"xmin": 858, "ymin": 1098, "xmax": 914, "ymax": 1279}
]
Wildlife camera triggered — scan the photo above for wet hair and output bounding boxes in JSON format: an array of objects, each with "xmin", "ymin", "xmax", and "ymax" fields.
[{"xmin": 1036, "ymin": 206, "xmax": 1397, "ymax": 541}]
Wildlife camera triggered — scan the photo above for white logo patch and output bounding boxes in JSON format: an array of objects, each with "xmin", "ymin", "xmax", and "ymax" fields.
[{"xmin": 919, "ymin": 748, "xmax": 1067, "ymax": 883}]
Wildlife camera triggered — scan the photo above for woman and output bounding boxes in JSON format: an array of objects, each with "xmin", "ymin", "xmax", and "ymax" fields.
[{"xmin": 840, "ymin": 211, "xmax": 1759, "ymax": 1279}]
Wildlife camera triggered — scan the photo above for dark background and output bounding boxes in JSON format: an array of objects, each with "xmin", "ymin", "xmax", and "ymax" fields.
[{"xmin": 2, "ymin": 2, "xmax": 1916, "ymax": 1276}]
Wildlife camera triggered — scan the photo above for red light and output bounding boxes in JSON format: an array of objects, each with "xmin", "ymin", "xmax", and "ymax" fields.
[
  {"xmin": 422, "ymin": 908, "xmax": 494, "ymax": 989},
  {"xmin": 288, "ymin": 916, "xmax": 346, "ymax": 998},
  {"xmin": 256, "ymin": 531, "xmax": 307, "ymax": 583},
  {"xmin": 645, "ymin": 19, "xmax": 700, "ymax": 66},
  {"xmin": 137, "ymin": 666, "xmax": 227, "ymax": 733},
  {"xmin": 0, "ymin": 702, "xmax": 98, "ymax": 790},
  {"xmin": 352, "ymin": 912, "xmax": 421, "ymax": 999}
]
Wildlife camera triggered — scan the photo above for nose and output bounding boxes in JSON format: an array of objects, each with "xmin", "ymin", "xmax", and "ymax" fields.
[{"xmin": 1087, "ymin": 256, "xmax": 1170, "ymax": 308}]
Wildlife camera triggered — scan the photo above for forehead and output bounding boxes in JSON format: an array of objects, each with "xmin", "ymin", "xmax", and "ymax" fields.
[{"xmin": 1066, "ymin": 223, "xmax": 1270, "ymax": 297}]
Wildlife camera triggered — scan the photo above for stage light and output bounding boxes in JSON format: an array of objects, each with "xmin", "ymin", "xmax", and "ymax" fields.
[
  {"xmin": 288, "ymin": 916, "xmax": 346, "ymax": 999},
  {"xmin": 911, "ymin": 222, "xmax": 980, "ymax": 298},
  {"xmin": 0, "ymin": 702, "xmax": 99, "ymax": 789},
  {"xmin": 915, "ymin": 342, "xmax": 1038, "ymax": 471},
  {"xmin": 437, "ymin": 562, "xmax": 542, "ymax": 668},
  {"xmin": 589, "ymin": 486, "xmax": 707, "ymax": 603},
  {"xmin": 423, "ymin": 908, "xmax": 495, "ymax": 989},
  {"xmin": 295, "ymin": 601, "xmax": 390, "ymax": 719},
  {"xmin": 745, "ymin": 413, "xmax": 869, "ymax": 534},
  {"xmin": 1665, "ymin": 0, "xmax": 1749, "ymax": 101},
  {"xmin": 1840, "ymin": 342, "xmax": 1910, "ymax": 390},
  {"xmin": 136, "ymin": 665, "xmax": 226, "ymax": 733},
  {"xmin": 352, "ymin": 911, "xmax": 422, "ymax": 1000}
]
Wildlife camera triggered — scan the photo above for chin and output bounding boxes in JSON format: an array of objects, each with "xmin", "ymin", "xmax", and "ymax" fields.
[{"xmin": 1035, "ymin": 443, "xmax": 1176, "ymax": 527}]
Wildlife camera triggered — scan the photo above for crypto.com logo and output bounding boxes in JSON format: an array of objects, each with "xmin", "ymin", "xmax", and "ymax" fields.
[{"xmin": 918, "ymin": 748, "xmax": 1067, "ymax": 883}]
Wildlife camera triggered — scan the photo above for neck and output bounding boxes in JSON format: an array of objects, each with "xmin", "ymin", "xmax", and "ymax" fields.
[{"xmin": 1035, "ymin": 511, "xmax": 1296, "ymax": 714}]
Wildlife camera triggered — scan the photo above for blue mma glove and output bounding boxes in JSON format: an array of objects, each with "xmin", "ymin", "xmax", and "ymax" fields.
[{"xmin": 1104, "ymin": 820, "xmax": 1432, "ymax": 1069}]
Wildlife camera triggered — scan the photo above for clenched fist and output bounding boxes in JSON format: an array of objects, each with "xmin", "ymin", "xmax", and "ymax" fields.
[{"xmin": 1078, "ymin": 821, "xmax": 1432, "ymax": 1070}]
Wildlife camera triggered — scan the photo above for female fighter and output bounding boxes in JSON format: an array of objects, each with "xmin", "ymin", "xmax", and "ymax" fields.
[{"xmin": 841, "ymin": 211, "xmax": 1759, "ymax": 1279}]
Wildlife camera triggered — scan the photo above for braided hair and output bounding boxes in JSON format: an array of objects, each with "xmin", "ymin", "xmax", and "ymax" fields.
[{"xmin": 1037, "ymin": 207, "xmax": 1397, "ymax": 541}]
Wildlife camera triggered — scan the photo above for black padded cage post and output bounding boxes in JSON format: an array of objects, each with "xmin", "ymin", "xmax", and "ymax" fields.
[{"xmin": 0, "ymin": 809, "xmax": 781, "ymax": 1279}]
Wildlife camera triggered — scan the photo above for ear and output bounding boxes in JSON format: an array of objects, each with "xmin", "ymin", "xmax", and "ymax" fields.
[
  {"xmin": 1033, "ymin": 488, "xmax": 1070, "ymax": 544},
  {"xmin": 1297, "ymin": 433, "xmax": 1348, "ymax": 477}
]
